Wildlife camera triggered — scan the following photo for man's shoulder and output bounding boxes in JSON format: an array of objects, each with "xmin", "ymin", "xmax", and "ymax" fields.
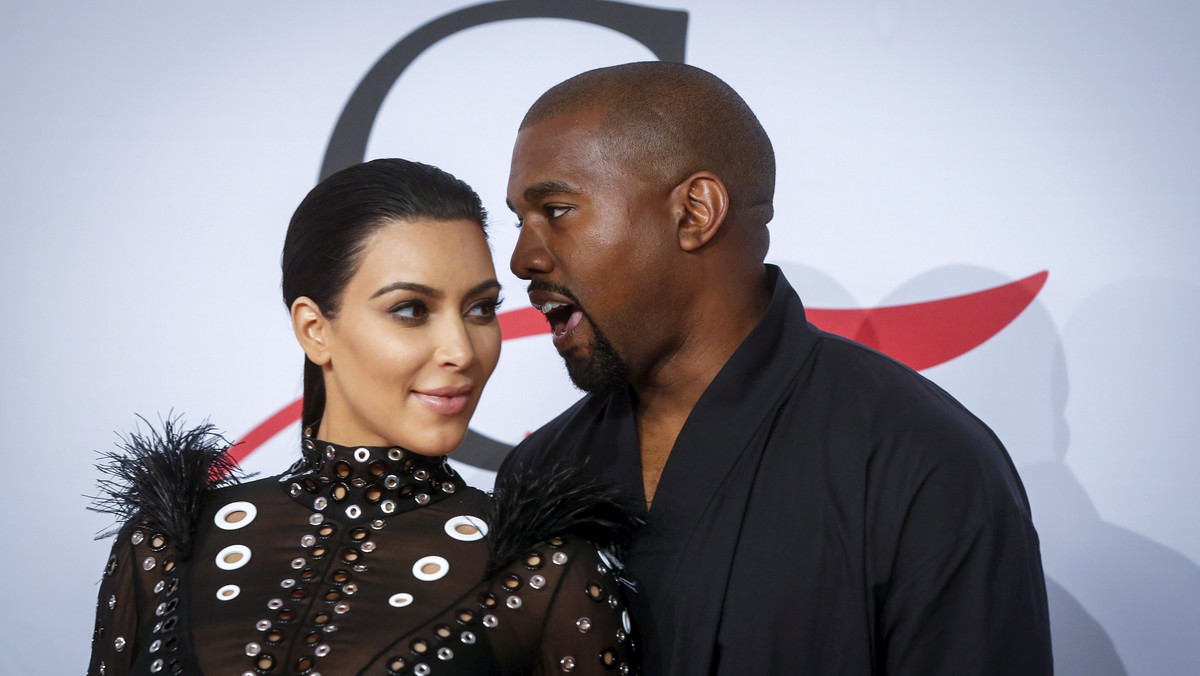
[
  {"xmin": 796, "ymin": 330, "xmax": 1015, "ymax": 473},
  {"xmin": 498, "ymin": 393, "xmax": 603, "ymax": 474}
]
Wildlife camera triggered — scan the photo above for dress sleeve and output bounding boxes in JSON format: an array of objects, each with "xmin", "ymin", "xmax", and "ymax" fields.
[
  {"xmin": 88, "ymin": 527, "xmax": 140, "ymax": 676},
  {"xmin": 530, "ymin": 538, "xmax": 635, "ymax": 675},
  {"xmin": 358, "ymin": 535, "xmax": 637, "ymax": 676}
]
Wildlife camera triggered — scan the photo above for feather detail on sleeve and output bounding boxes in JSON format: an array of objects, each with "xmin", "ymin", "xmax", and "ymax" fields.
[
  {"xmin": 485, "ymin": 461, "xmax": 644, "ymax": 578},
  {"xmin": 88, "ymin": 415, "xmax": 243, "ymax": 559}
]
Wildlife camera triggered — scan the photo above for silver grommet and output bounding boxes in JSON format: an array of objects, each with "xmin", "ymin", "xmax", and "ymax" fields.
[
  {"xmin": 216, "ymin": 545, "xmax": 252, "ymax": 570},
  {"xmin": 412, "ymin": 556, "xmax": 449, "ymax": 581},
  {"xmin": 214, "ymin": 501, "xmax": 258, "ymax": 530},
  {"xmin": 444, "ymin": 515, "xmax": 488, "ymax": 541},
  {"xmin": 354, "ymin": 448, "xmax": 370, "ymax": 462}
]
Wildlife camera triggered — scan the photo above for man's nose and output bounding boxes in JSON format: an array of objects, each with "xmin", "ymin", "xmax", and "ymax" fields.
[{"xmin": 510, "ymin": 224, "xmax": 553, "ymax": 280}]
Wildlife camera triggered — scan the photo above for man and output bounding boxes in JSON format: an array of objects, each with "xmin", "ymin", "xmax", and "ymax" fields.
[{"xmin": 500, "ymin": 61, "xmax": 1052, "ymax": 675}]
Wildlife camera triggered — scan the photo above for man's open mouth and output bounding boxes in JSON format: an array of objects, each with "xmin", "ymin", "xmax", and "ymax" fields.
[{"xmin": 536, "ymin": 300, "xmax": 583, "ymax": 337}]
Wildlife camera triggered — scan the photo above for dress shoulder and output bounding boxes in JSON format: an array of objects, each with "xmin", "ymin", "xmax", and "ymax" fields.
[
  {"xmin": 485, "ymin": 459, "xmax": 642, "ymax": 577},
  {"xmin": 357, "ymin": 461, "xmax": 643, "ymax": 675},
  {"xmin": 89, "ymin": 418, "xmax": 241, "ymax": 557}
]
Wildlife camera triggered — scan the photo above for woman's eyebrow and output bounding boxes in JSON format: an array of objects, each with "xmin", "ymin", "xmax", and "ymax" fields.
[
  {"xmin": 467, "ymin": 279, "xmax": 501, "ymax": 296},
  {"xmin": 370, "ymin": 281, "xmax": 439, "ymax": 299},
  {"xmin": 371, "ymin": 279, "xmax": 500, "ymax": 300}
]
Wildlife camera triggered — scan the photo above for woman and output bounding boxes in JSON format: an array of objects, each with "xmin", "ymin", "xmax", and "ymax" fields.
[{"xmin": 88, "ymin": 159, "xmax": 638, "ymax": 675}]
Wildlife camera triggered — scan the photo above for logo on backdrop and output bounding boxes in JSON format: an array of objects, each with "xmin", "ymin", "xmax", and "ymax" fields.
[{"xmin": 230, "ymin": 0, "xmax": 1047, "ymax": 469}]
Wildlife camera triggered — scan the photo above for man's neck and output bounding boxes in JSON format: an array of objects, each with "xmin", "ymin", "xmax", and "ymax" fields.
[{"xmin": 631, "ymin": 269, "xmax": 772, "ymax": 507}]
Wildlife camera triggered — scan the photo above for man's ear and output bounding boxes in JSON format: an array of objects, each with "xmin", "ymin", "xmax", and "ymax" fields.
[
  {"xmin": 291, "ymin": 297, "xmax": 332, "ymax": 366},
  {"xmin": 672, "ymin": 171, "xmax": 729, "ymax": 252}
]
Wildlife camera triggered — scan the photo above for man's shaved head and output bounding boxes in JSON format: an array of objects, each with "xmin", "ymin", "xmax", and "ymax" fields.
[{"xmin": 521, "ymin": 62, "xmax": 776, "ymax": 235}]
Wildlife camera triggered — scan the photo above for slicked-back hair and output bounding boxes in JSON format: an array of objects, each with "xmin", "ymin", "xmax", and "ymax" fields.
[
  {"xmin": 280, "ymin": 158, "xmax": 488, "ymax": 431},
  {"xmin": 521, "ymin": 62, "xmax": 775, "ymax": 232}
]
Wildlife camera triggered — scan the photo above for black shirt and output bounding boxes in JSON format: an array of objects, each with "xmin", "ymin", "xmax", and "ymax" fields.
[{"xmin": 499, "ymin": 265, "xmax": 1053, "ymax": 675}]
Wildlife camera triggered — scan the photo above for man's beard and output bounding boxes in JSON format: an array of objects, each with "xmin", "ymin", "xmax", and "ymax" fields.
[{"xmin": 563, "ymin": 319, "xmax": 629, "ymax": 395}]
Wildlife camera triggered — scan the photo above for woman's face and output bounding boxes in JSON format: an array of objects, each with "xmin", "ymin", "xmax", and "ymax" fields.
[{"xmin": 307, "ymin": 218, "xmax": 502, "ymax": 455}]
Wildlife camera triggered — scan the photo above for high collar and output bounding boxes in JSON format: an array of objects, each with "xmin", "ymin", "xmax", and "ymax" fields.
[{"xmin": 279, "ymin": 433, "xmax": 463, "ymax": 522}]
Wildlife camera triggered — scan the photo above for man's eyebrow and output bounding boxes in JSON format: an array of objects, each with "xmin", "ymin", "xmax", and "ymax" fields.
[
  {"xmin": 507, "ymin": 179, "xmax": 580, "ymax": 214},
  {"xmin": 370, "ymin": 281, "xmax": 440, "ymax": 300}
]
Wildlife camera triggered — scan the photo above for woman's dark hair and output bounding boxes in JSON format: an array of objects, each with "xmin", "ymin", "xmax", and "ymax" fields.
[{"xmin": 281, "ymin": 158, "xmax": 488, "ymax": 432}]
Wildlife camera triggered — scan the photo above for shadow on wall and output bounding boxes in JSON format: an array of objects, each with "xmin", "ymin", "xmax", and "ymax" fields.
[{"xmin": 863, "ymin": 264, "xmax": 1200, "ymax": 676}]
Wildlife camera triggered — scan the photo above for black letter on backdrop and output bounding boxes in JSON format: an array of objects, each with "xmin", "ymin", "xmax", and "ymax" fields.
[
  {"xmin": 318, "ymin": 0, "xmax": 687, "ymax": 469},
  {"xmin": 320, "ymin": 0, "xmax": 689, "ymax": 179}
]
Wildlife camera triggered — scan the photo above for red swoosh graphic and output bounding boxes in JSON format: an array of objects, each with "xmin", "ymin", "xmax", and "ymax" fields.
[
  {"xmin": 810, "ymin": 270, "xmax": 1048, "ymax": 371},
  {"xmin": 231, "ymin": 271, "xmax": 1047, "ymax": 462}
]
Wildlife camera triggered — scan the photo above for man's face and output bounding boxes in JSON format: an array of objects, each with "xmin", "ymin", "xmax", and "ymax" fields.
[{"xmin": 507, "ymin": 108, "xmax": 678, "ymax": 393}]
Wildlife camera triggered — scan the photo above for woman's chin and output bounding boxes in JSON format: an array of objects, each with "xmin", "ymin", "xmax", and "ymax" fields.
[{"xmin": 399, "ymin": 430, "xmax": 468, "ymax": 457}]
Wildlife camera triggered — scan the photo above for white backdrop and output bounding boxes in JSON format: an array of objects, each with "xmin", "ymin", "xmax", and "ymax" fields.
[{"xmin": 2, "ymin": 1, "xmax": 1197, "ymax": 673}]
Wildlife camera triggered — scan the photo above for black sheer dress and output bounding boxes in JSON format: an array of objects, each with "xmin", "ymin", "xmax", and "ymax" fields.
[{"xmin": 88, "ymin": 425, "xmax": 637, "ymax": 675}]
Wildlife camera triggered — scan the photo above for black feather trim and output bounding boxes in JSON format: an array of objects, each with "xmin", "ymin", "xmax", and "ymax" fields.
[
  {"xmin": 88, "ymin": 415, "xmax": 243, "ymax": 559},
  {"xmin": 485, "ymin": 462, "xmax": 644, "ymax": 578}
]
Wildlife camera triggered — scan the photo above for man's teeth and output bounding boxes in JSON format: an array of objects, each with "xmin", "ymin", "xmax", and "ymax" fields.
[{"xmin": 538, "ymin": 301, "xmax": 569, "ymax": 314}]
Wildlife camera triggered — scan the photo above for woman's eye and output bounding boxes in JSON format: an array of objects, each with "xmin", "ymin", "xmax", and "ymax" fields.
[
  {"xmin": 389, "ymin": 300, "xmax": 429, "ymax": 321},
  {"xmin": 468, "ymin": 297, "xmax": 503, "ymax": 320},
  {"xmin": 547, "ymin": 205, "xmax": 570, "ymax": 219}
]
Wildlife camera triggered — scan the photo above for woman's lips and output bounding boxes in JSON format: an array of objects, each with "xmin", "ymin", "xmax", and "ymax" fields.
[{"xmin": 412, "ymin": 386, "xmax": 472, "ymax": 416}]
